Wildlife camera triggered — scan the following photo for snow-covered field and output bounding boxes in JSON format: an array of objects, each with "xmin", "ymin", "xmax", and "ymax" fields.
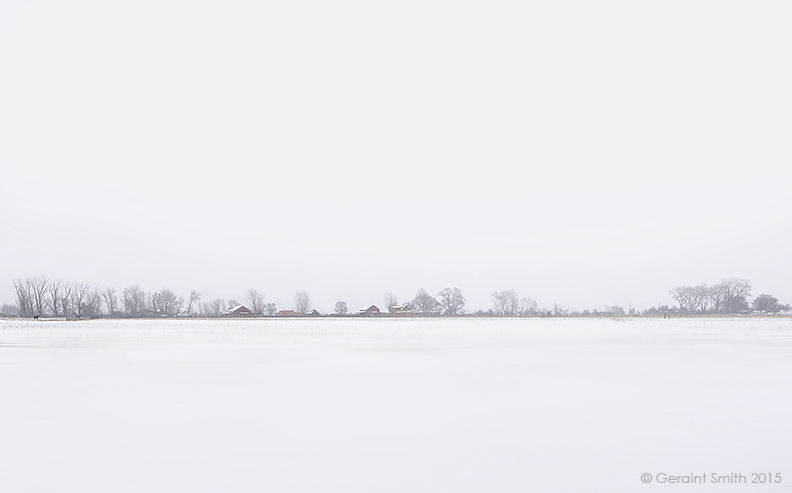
[{"xmin": 1, "ymin": 317, "xmax": 790, "ymax": 492}]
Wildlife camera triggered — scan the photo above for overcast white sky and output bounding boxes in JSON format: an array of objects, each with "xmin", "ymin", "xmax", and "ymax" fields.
[{"xmin": 1, "ymin": 1, "xmax": 790, "ymax": 313}]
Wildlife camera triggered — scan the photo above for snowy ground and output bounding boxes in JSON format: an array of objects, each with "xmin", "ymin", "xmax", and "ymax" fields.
[{"xmin": 1, "ymin": 317, "xmax": 790, "ymax": 492}]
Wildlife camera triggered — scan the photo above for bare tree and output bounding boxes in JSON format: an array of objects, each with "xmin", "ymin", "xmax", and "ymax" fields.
[
  {"xmin": 246, "ymin": 289, "xmax": 265, "ymax": 315},
  {"xmin": 706, "ymin": 283, "xmax": 727, "ymax": 313},
  {"xmin": 669, "ymin": 284, "xmax": 709, "ymax": 313},
  {"xmin": 720, "ymin": 278, "xmax": 751, "ymax": 313},
  {"xmin": 294, "ymin": 290, "xmax": 311, "ymax": 314},
  {"xmin": 519, "ymin": 297, "xmax": 538, "ymax": 316},
  {"xmin": 152, "ymin": 289, "xmax": 183, "ymax": 316},
  {"xmin": 13, "ymin": 275, "xmax": 49, "ymax": 317},
  {"xmin": 412, "ymin": 288, "xmax": 440, "ymax": 315},
  {"xmin": 437, "ymin": 287, "xmax": 465, "ymax": 316},
  {"xmin": 123, "ymin": 285, "xmax": 146, "ymax": 317},
  {"xmin": 83, "ymin": 288, "xmax": 103, "ymax": 317},
  {"xmin": 490, "ymin": 290, "xmax": 536, "ymax": 316},
  {"xmin": 670, "ymin": 285, "xmax": 694, "ymax": 312},
  {"xmin": 12, "ymin": 278, "xmax": 33, "ymax": 317},
  {"xmin": 383, "ymin": 292, "xmax": 399, "ymax": 314},
  {"xmin": 264, "ymin": 303, "xmax": 278, "ymax": 316},
  {"xmin": 672, "ymin": 279, "xmax": 751, "ymax": 314},
  {"xmin": 47, "ymin": 279, "xmax": 65, "ymax": 317},
  {"xmin": 752, "ymin": 294, "xmax": 788, "ymax": 313},
  {"xmin": 186, "ymin": 290, "xmax": 201, "ymax": 316},
  {"xmin": 491, "ymin": 290, "xmax": 521, "ymax": 316},
  {"xmin": 693, "ymin": 285, "xmax": 710, "ymax": 312},
  {"xmin": 29, "ymin": 274, "xmax": 49, "ymax": 317},
  {"xmin": 102, "ymin": 287, "xmax": 118, "ymax": 317},
  {"xmin": 210, "ymin": 298, "xmax": 225, "ymax": 317},
  {"xmin": 334, "ymin": 301, "xmax": 348, "ymax": 315},
  {"xmin": 60, "ymin": 282, "xmax": 73, "ymax": 318},
  {"xmin": 166, "ymin": 290, "xmax": 185, "ymax": 316},
  {"xmin": 71, "ymin": 283, "xmax": 91, "ymax": 318}
]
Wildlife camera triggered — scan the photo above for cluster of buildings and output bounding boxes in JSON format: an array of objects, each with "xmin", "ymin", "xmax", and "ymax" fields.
[{"xmin": 223, "ymin": 304, "xmax": 416, "ymax": 318}]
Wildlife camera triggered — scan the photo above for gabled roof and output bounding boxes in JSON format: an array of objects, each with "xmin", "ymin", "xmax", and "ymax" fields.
[{"xmin": 224, "ymin": 305, "xmax": 253, "ymax": 316}]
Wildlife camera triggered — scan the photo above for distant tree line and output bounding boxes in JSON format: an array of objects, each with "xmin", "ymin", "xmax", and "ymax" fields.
[
  {"xmin": 668, "ymin": 278, "xmax": 789, "ymax": 315},
  {"xmin": 379, "ymin": 287, "xmax": 467, "ymax": 316},
  {"xmin": 7, "ymin": 275, "xmax": 199, "ymax": 318},
  {"xmin": 2, "ymin": 274, "xmax": 790, "ymax": 319}
]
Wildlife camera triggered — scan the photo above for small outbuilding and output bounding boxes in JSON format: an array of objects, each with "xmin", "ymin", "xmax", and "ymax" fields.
[
  {"xmin": 358, "ymin": 305, "xmax": 381, "ymax": 316},
  {"xmin": 391, "ymin": 304, "xmax": 414, "ymax": 317},
  {"xmin": 224, "ymin": 305, "xmax": 253, "ymax": 317}
]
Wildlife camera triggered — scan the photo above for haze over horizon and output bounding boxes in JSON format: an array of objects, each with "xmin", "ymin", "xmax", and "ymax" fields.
[{"xmin": 2, "ymin": 1, "xmax": 791, "ymax": 313}]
